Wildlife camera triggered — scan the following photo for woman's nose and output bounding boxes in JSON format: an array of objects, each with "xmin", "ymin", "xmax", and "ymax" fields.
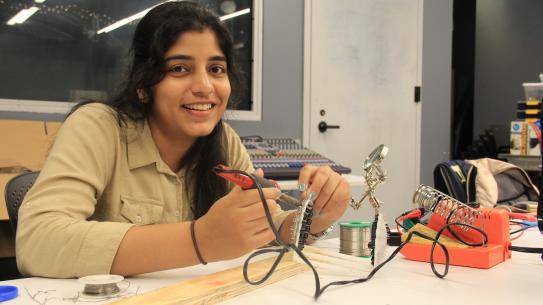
[{"xmin": 191, "ymin": 70, "xmax": 213, "ymax": 97}]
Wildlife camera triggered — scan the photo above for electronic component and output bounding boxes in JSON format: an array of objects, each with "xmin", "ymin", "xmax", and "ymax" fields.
[
  {"xmin": 291, "ymin": 192, "xmax": 315, "ymax": 250},
  {"xmin": 241, "ymin": 137, "xmax": 351, "ymax": 180}
]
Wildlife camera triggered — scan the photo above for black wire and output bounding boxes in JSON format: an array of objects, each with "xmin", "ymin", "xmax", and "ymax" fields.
[
  {"xmin": 510, "ymin": 224, "xmax": 537, "ymax": 235},
  {"xmin": 242, "ymin": 247, "xmax": 289, "ymax": 285},
  {"xmin": 443, "ymin": 206, "xmax": 488, "ymax": 247},
  {"xmin": 508, "ymin": 223, "xmax": 543, "ymax": 254},
  {"xmin": 316, "ymin": 221, "xmax": 489, "ymax": 298},
  {"xmin": 394, "ymin": 212, "xmax": 409, "ymax": 231},
  {"xmin": 214, "ymin": 168, "xmax": 283, "ymax": 244},
  {"xmin": 509, "ymin": 245, "xmax": 543, "ymax": 253},
  {"xmin": 316, "ymin": 229, "xmax": 450, "ymax": 298},
  {"xmin": 220, "ymin": 168, "xmax": 490, "ymax": 300},
  {"xmin": 217, "ymin": 168, "xmax": 322, "ymax": 298}
]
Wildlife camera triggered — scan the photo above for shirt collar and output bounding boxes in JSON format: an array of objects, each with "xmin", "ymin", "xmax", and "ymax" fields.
[
  {"xmin": 126, "ymin": 119, "xmax": 161, "ymax": 170},
  {"xmin": 126, "ymin": 119, "xmax": 185, "ymax": 178}
]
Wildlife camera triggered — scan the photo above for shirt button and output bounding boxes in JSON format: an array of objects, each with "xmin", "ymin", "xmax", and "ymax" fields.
[{"xmin": 136, "ymin": 215, "xmax": 142, "ymax": 223}]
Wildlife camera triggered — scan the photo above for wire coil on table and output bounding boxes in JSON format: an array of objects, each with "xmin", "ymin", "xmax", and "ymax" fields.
[
  {"xmin": 339, "ymin": 221, "xmax": 372, "ymax": 257},
  {"xmin": 78, "ymin": 274, "xmax": 124, "ymax": 297}
]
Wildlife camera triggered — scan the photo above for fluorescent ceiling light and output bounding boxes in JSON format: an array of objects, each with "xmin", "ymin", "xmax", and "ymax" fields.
[
  {"xmin": 220, "ymin": 8, "xmax": 250, "ymax": 21},
  {"xmin": 98, "ymin": 3, "xmax": 251, "ymax": 35},
  {"xmin": 97, "ymin": 0, "xmax": 175, "ymax": 34},
  {"xmin": 35, "ymin": 0, "xmax": 46, "ymax": 3},
  {"xmin": 6, "ymin": 7, "xmax": 40, "ymax": 26},
  {"xmin": 97, "ymin": 8, "xmax": 152, "ymax": 34}
]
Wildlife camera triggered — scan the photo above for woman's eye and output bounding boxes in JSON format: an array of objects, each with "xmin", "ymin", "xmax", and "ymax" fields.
[
  {"xmin": 168, "ymin": 65, "xmax": 188, "ymax": 73},
  {"xmin": 210, "ymin": 65, "xmax": 226, "ymax": 74}
]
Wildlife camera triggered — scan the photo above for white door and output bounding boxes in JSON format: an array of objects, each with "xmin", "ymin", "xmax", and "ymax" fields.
[{"xmin": 303, "ymin": 0, "xmax": 422, "ymax": 225}]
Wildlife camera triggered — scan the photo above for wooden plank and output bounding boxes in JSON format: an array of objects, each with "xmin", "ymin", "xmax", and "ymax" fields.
[{"xmin": 111, "ymin": 252, "xmax": 309, "ymax": 305}]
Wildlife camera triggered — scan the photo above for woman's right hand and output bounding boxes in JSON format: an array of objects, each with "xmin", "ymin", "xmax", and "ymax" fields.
[{"xmin": 194, "ymin": 185, "xmax": 280, "ymax": 262}]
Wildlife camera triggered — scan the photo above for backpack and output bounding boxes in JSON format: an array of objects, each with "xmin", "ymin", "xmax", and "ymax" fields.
[
  {"xmin": 433, "ymin": 160, "xmax": 477, "ymax": 206},
  {"xmin": 433, "ymin": 158, "xmax": 539, "ymax": 208}
]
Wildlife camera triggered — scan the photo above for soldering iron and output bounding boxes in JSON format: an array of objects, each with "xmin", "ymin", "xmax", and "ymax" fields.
[{"xmin": 212, "ymin": 164, "xmax": 300, "ymax": 207}]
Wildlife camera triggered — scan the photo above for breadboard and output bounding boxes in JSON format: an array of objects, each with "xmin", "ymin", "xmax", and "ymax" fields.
[{"xmin": 110, "ymin": 252, "xmax": 308, "ymax": 305}]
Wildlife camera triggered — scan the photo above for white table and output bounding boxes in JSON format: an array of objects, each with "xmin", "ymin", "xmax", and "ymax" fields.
[
  {"xmin": 2, "ymin": 228, "xmax": 541, "ymax": 305},
  {"xmin": 276, "ymin": 174, "xmax": 365, "ymax": 190}
]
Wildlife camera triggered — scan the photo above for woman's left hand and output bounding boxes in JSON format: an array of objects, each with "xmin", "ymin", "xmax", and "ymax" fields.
[{"xmin": 298, "ymin": 165, "xmax": 351, "ymax": 235}]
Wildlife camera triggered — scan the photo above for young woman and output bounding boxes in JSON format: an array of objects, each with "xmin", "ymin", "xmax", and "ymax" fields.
[{"xmin": 16, "ymin": 1, "xmax": 351, "ymax": 278}]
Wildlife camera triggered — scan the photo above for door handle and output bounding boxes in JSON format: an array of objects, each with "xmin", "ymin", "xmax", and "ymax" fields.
[{"xmin": 318, "ymin": 121, "xmax": 340, "ymax": 133}]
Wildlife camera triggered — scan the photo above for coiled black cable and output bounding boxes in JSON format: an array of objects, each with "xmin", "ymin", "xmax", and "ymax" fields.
[
  {"xmin": 317, "ymin": 221, "xmax": 488, "ymax": 297},
  {"xmin": 217, "ymin": 168, "xmax": 322, "ymax": 298},
  {"xmin": 443, "ymin": 206, "xmax": 488, "ymax": 247},
  {"xmin": 226, "ymin": 168, "xmax": 489, "ymax": 300}
]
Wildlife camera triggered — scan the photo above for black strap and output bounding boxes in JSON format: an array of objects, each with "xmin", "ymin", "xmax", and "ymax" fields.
[{"xmin": 190, "ymin": 221, "xmax": 207, "ymax": 265}]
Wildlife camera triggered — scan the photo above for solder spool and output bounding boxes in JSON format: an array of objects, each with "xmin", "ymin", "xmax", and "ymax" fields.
[
  {"xmin": 339, "ymin": 221, "xmax": 372, "ymax": 257},
  {"xmin": 78, "ymin": 274, "xmax": 125, "ymax": 297}
]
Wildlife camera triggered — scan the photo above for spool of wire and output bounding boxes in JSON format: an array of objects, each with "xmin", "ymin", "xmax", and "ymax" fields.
[
  {"xmin": 78, "ymin": 274, "xmax": 124, "ymax": 297},
  {"xmin": 339, "ymin": 221, "xmax": 372, "ymax": 257}
]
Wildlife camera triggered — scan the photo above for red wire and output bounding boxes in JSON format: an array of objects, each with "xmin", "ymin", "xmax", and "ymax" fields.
[
  {"xmin": 398, "ymin": 209, "xmax": 422, "ymax": 222},
  {"xmin": 510, "ymin": 223, "xmax": 525, "ymax": 241},
  {"xmin": 511, "ymin": 230, "xmax": 525, "ymax": 241}
]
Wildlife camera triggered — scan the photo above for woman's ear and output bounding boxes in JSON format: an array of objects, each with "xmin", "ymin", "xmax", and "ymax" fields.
[{"xmin": 136, "ymin": 88, "xmax": 148, "ymax": 103}]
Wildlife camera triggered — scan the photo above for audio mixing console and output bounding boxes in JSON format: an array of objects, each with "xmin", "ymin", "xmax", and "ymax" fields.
[{"xmin": 241, "ymin": 136, "xmax": 351, "ymax": 180}]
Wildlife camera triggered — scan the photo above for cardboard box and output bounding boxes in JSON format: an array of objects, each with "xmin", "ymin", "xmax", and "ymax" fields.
[
  {"xmin": 0, "ymin": 119, "xmax": 62, "ymax": 258},
  {"xmin": 0, "ymin": 120, "xmax": 61, "ymax": 173}
]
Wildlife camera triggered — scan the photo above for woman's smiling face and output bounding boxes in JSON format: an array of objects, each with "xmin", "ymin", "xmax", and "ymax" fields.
[{"xmin": 150, "ymin": 28, "xmax": 231, "ymax": 142}]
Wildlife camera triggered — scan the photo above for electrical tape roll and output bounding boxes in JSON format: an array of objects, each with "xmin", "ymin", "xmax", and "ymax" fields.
[{"xmin": 0, "ymin": 285, "xmax": 18, "ymax": 302}]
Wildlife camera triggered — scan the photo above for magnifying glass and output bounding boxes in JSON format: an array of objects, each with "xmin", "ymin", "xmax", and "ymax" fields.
[{"xmin": 363, "ymin": 144, "xmax": 389, "ymax": 171}]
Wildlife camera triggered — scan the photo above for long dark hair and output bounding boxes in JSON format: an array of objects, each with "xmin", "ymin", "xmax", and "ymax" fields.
[{"xmin": 71, "ymin": 1, "xmax": 239, "ymax": 218}]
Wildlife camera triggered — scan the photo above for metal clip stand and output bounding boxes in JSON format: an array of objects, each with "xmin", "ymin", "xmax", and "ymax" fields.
[{"xmin": 349, "ymin": 144, "xmax": 389, "ymax": 265}]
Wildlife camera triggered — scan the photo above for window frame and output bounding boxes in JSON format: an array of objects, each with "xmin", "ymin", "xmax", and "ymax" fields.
[{"xmin": 0, "ymin": 0, "xmax": 263, "ymax": 121}]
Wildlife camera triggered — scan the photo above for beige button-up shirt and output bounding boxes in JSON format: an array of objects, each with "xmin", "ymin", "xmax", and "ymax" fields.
[{"xmin": 16, "ymin": 103, "xmax": 292, "ymax": 278}]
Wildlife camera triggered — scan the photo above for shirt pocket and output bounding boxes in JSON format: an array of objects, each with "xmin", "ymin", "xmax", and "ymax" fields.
[{"xmin": 120, "ymin": 195, "xmax": 164, "ymax": 225}]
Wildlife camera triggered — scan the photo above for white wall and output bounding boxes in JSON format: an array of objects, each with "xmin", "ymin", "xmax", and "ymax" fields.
[{"xmin": 420, "ymin": 0, "xmax": 453, "ymax": 185}]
